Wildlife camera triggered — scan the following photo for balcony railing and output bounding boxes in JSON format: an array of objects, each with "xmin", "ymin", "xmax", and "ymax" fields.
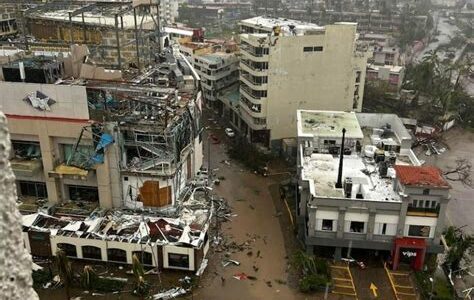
[
  {"xmin": 240, "ymin": 84, "xmax": 263, "ymax": 101},
  {"xmin": 241, "ymin": 74, "xmax": 266, "ymax": 87},
  {"xmin": 240, "ymin": 59, "xmax": 267, "ymax": 73},
  {"xmin": 240, "ymin": 44, "xmax": 268, "ymax": 58}
]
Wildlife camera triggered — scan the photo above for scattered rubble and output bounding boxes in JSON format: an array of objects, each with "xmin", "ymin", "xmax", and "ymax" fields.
[
  {"xmin": 233, "ymin": 273, "xmax": 248, "ymax": 280},
  {"xmin": 152, "ymin": 287, "xmax": 187, "ymax": 300},
  {"xmin": 222, "ymin": 259, "xmax": 240, "ymax": 267}
]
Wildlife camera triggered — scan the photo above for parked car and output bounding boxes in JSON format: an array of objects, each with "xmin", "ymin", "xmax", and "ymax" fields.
[
  {"xmin": 210, "ymin": 134, "xmax": 220, "ymax": 144},
  {"xmin": 225, "ymin": 128, "xmax": 235, "ymax": 137}
]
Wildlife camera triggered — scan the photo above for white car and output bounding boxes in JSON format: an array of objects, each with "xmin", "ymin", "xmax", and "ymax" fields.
[{"xmin": 225, "ymin": 128, "xmax": 235, "ymax": 137}]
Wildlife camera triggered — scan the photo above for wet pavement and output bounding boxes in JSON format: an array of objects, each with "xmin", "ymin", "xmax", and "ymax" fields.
[{"xmin": 195, "ymin": 124, "xmax": 307, "ymax": 299}]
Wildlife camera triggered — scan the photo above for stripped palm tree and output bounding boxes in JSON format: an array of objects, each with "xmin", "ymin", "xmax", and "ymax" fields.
[
  {"xmin": 55, "ymin": 249, "xmax": 73, "ymax": 300},
  {"xmin": 81, "ymin": 265, "xmax": 97, "ymax": 290},
  {"xmin": 132, "ymin": 254, "xmax": 148, "ymax": 299}
]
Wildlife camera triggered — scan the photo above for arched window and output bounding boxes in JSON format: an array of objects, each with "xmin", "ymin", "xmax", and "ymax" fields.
[
  {"xmin": 132, "ymin": 251, "xmax": 153, "ymax": 266},
  {"xmin": 107, "ymin": 248, "xmax": 127, "ymax": 263},
  {"xmin": 57, "ymin": 243, "xmax": 77, "ymax": 257},
  {"xmin": 82, "ymin": 246, "xmax": 102, "ymax": 260}
]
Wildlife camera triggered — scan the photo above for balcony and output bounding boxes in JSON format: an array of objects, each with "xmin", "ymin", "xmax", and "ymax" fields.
[
  {"xmin": 240, "ymin": 46, "xmax": 269, "ymax": 62},
  {"xmin": 407, "ymin": 206, "xmax": 440, "ymax": 217},
  {"xmin": 239, "ymin": 108, "xmax": 267, "ymax": 131},
  {"xmin": 11, "ymin": 159, "xmax": 43, "ymax": 177},
  {"xmin": 240, "ymin": 60, "xmax": 267, "ymax": 76},
  {"xmin": 240, "ymin": 85, "xmax": 265, "ymax": 103},
  {"xmin": 240, "ymin": 74, "xmax": 267, "ymax": 90},
  {"xmin": 240, "ymin": 96, "xmax": 266, "ymax": 118}
]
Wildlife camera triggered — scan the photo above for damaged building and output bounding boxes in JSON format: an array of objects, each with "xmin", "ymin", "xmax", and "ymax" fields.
[
  {"xmin": 296, "ymin": 110, "xmax": 451, "ymax": 271},
  {"xmin": 1, "ymin": 43, "xmax": 203, "ymax": 215},
  {"xmin": 16, "ymin": 1, "xmax": 163, "ymax": 70},
  {"xmin": 22, "ymin": 187, "xmax": 211, "ymax": 272}
]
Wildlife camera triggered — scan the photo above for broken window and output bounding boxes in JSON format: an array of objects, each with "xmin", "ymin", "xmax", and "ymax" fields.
[
  {"xmin": 58, "ymin": 243, "xmax": 77, "ymax": 257},
  {"xmin": 107, "ymin": 248, "xmax": 127, "ymax": 262},
  {"xmin": 12, "ymin": 141, "xmax": 41, "ymax": 159},
  {"xmin": 68, "ymin": 185, "xmax": 99, "ymax": 202},
  {"xmin": 168, "ymin": 253, "xmax": 190, "ymax": 269},
  {"xmin": 322, "ymin": 219, "xmax": 334, "ymax": 231},
  {"xmin": 133, "ymin": 251, "xmax": 153, "ymax": 266},
  {"xmin": 82, "ymin": 246, "xmax": 102, "ymax": 260},
  {"xmin": 62, "ymin": 144, "xmax": 95, "ymax": 167},
  {"xmin": 408, "ymin": 225, "xmax": 430, "ymax": 237},
  {"xmin": 349, "ymin": 221, "xmax": 365, "ymax": 233},
  {"xmin": 18, "ymin": 181, "xmax": 48, "ymax": 198}
]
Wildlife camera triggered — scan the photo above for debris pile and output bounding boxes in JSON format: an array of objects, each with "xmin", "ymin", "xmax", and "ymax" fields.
[{"xmin": 413, "ymin": 125, "xmax": 447, "ymax": 156}]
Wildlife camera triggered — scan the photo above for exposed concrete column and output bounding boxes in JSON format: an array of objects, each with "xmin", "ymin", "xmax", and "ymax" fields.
[
  {"xmin": 96, "ymin": 159, "xmax": 115, "ymax": 209},
  {"xmin": 334, "ymin": 247, "xmax": 342, "ymax": 260},
  {"xmin": 367, "ymin": 208, "xmax": 376, "ymax": 240},
  {"xmin": 77, "ymin": 245, "xmax": 83, "ymax": 259},
  {"xmin": 307, "ymin": 205, "xmax": 316, "ymax": 238},
  {"xmin": 396, "ymin": 200, "xmax": 408, "ymax": 237},
  {"xmin": 337, "ymin": 207, "xmax": 346, "ymax": 239},
  {"xmin": 38, "ymin": 123, "xmax": 61, "ymax": 204},
  {"xmin": 434, "ymin": 201, "xmax": 449, "ymax": 244},
  {"xmin": 0, "ymin": 112, "xmax": 39, "ymax": 300}
]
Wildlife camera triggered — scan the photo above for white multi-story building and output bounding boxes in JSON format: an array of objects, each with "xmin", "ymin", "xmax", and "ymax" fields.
[
  {"xmin": 179, "ymin": 40, "xmax": 240, "ymax": 111},
  {"xmin": 296, "ymin": 110, "xmax": 450, "ymax": 271},
  {"xmin": 233, "ymin": 17, "xmax": 371, "ymax": 149},
  {"xmin": 159, "ymin": 0, "xmax": 179, "ymax": 25},
  {"xmin": 194, "ymin": 52, "xmax": 239, "ymax": 110}
]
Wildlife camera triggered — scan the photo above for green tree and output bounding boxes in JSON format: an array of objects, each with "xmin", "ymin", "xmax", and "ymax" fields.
[
  {"xmin": 443, "ymin": 226, "xmax": 474, "ymax": 272},
  {"xmin": 291, "ymin": 251, "xmax": 330, "ymax": 293},
  {"xmin": 55, "ymin": 249, "xmax": 74, "ymax": 300}
]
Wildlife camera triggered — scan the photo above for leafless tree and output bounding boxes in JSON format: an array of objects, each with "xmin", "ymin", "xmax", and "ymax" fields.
[{"xmin": 443, "ymin": 158, "xmax": 473, "ymax": 187}]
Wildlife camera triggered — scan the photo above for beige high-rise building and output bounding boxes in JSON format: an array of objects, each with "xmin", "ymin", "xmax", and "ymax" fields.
[{"xmin": 234, "ymin": 17, "xmax": 370, "ymax": 149}]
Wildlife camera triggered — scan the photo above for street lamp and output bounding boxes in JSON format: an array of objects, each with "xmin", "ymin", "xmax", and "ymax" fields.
[{"xmin": 429, "ymin": 277, "xmax": 434, "ymax": 300}]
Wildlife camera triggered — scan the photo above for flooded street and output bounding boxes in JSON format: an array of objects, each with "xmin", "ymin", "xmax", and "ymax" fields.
[
  {"xmin": 414, "ymin": 12, "xmax": 461, "ymax": 63},
  {"xmin": 416, "ymin": 128, "xmax": 474, "ymax": 233},
  {"xmin": 194, "ymin": 132, "xmax": 303, "ymax": 300}
]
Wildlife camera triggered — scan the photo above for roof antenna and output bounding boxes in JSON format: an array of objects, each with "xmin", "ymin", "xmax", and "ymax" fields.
[{"xmin": 335, "ymin": 128, "xmax": 346, "ymax": 189}]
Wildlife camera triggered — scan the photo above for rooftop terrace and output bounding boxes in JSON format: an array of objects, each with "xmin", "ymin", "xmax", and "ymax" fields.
[
  {"xmin": 298, "ymin": 110, "xmax": 364, "ymax": 139},
  {"xmin": 301, "ymin": 153, "xmax": 402, "ymax": 201},
  {"xmin": 240, "ymin": 16, "xmax": 324, "ymax": 35}
]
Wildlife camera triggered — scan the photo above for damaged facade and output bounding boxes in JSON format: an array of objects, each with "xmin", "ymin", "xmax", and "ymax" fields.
[
  {"xmin": 233, "ymin": 17, "xmax": 371, "ymax": 149},
  {"xmin": 14, "ymin": 1, "xmax": 162, "ymax": 70},
  {"xmin": 296, "ymin": 110, "xmax": 451, "ymax": 271},
  {"xmin": 22, "ymin": 187, "xmax": 211, "ymax": 272},
  {"xmin": 1, "ymin": 38, "xmax": 208, "ymax": 271},
  {"xmin": 1, "ymin": 43, "xmax": 202, "ymax": 215}
]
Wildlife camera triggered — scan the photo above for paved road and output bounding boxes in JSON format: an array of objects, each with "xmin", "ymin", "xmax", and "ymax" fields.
[
  {"xmin": 352, "ymin": 266, "xmax": 395, "ymax": 300},
  {"xmin": 414, "ymin": 12, "xmax": 461, "ymax": 63},
  {"xmin": 196, "ymin": 117, "xmax": 306, "ymax": 300}
]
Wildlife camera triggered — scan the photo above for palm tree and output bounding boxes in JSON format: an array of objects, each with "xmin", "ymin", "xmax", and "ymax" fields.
[
  {"xmin": 81, "ymin": 265, "xmax": 97, "ymax": 290},
  {"xmin": 132, "ymin": 254, "xmax": 148, "ymax": 299},
  {"xmin": 55, "ymin": 249, "xmax": 73, "ymax": 300}
]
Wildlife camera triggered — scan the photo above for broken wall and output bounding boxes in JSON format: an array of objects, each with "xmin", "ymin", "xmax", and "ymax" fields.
[{"xmin": 122, "ymin": 175, "xmax": 174, "ymax": 208}]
